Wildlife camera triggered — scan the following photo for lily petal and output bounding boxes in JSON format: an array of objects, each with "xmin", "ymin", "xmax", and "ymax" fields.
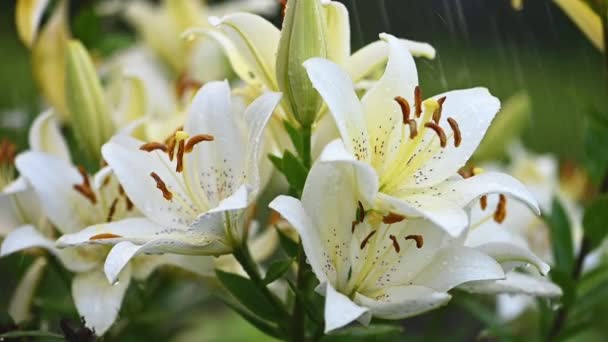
[
  {"xmin": 131, "ymin": 253, "xmax": 216, "ymax": 280},
  {"xmin": 8, "ymin": 257, "xmax": 47, "ymax": 324},
  {"xmin": 15, "ymin": 152, "xmax": 95, "ymax": 234},
  {"xmin": 322, "ymin": 0, "xmax": 350, "ymax": 64},
  {"xmin": 207, "ymin": 13, "xmax": 279, "ymax": 89},
  {"xmin": 399, "ymin": 87, "xmax": 500, "ymax": 188},
  {"xmin": 72, "ymin": 266, "xmax": 131, "ymax": 335},
  {"xmin": 304, "ymin": 57, "xmax": 370, "ymax": 162},
  {"xmin": 0, "ymin": 184, "xmax": 40, "ymax": 236},
  {"xmin": 354, "ymin": 285, "xmax": 451, "ymax": 320},
  {"xmin": 376, "ymin": 192, "xmax": 469, "ymax": 237},
  {"xmin": 361, "ymin": 33, "xmax": 418, "ymax": 171},
  {"xmin": 29, "ymin": 110, "xmax": 70, "ymax": 161},
  {"xmin": 57, "ymin": 217, "xmax": 168, "ymax": 247},
  {"xmin": 345, "ymin": 38, "xmax": 435, "ymax": 83},
  {"xmin": 459, "ymin": 271, "xmax": 562, "ymax": 297},
  {"xmin": 15, "ymin": 0, "xmax": 50, "ymax": 47},
  {"xmin": 322, "ymin": 283, "xmax": 369, "ymax": 333},
  {"xmin": 412, "ymin": 246, "xmax": 505, "ymax": 292}
]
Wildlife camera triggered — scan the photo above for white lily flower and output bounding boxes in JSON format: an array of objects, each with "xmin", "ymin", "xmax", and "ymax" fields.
[
  {"xmin": 56, "ymin": 81, "xmax": 281, "ymax": 284},
  {"xmin": 303, "ymin": 33, "xmax": 540, "ymax": 236},
  {"xmin": 269, "ymin": 145, "xmax": 551, "ymax": 333}
]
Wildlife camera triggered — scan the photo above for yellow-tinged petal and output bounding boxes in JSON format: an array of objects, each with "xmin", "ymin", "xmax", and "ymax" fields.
[
  {"xmin": 65, "ymin": 40, "xmax": 115, "ymax": 162},
  {"xmin": 15, "ymin": 0, "xmax": 50, "ymax": 47},
  {"xmin": 31, "ymin": 0, "xmax": 70, "ymax": 120},
  {"xmin": 554, "ymin": 0, "xmax": 604, "ymax": 52}
]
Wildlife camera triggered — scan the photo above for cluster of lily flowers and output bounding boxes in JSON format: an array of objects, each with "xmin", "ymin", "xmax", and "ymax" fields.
[{"xmin": 1, "ymin": 0, "xmax": 568, "ymax": 337}]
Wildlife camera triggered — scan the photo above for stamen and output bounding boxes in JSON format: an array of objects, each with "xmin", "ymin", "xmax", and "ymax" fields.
[
  {"xmin": 106, "ymin": 198, "xmax": 119, "ymax": 222},
  {"xmin": 458, "ymin": 167, "xmax": 473, "ymax": 179},
  {"xmin": 351, "ymin": 221, "xmax": 357, "ymax": 233},
  {"xmin": 73, "ymin": 184, "xmax": 97, "ymax": 204},
  {"xmin": 280, "ymin": 0, "xmax": 287, "ymax": 18},
  {"xmin": 357, "ymin": 201, "xmax": 365, "ymax": 223},
  {"xmin": 382, "ymin": 212, "xmax": 406, "ymax": 224},
  {"xmin": 447, "ymin": 117, "xmax": 462, "ymax": 147},
  {"xmin": 150, "ymin": 172, "xmax": 173, "ymax": 200},
  {"xmin": 389, "ymin": 235, "xmax": 401, "ymax": 253},
  {"xmin": 89, "ymin": 233, "xmax": 122, "ymax": 241},
  {"xmin": 125, "ymin": 196, "xmax": 134, "ymax": 211},
  {"xmin": 176, "ymin": 140, "xmax": 185, "ymax": 172},
  {"xmin": 494, "ymin": 194, "xmax": 507, "ymax": 223},
  {"xmin": 433, "ymin": 96, "xmax": 446, "ymax": 124},
  {"xmin": 77, "ymin": 166, "xmax": 90, "ymax": 187},
  {"xmin": 405, "ymin": 235, "xmax": 424, "ymax": 248},
  {"xmin": 139, "ymin": 142, "xmax": 168, "ymax": 153},
  {"xmin": 424, "ymin": 122, "xmax": 447, "ymax": 148},
  {"xmin": 0, "ymin": 139, "xmax": 16, "ymax": 165},
  {"xmin": 480, "ymin": 195, "xmax": 488, "ymax": 210},
  {"xmin": 414, "ymin": 86, "xmax": 422, "ymax": 118},
  {"xmin": 406, "ymin": 119, "xmax": 418, "ymax": 139},
  {"xmin": 167, "ymin": 138, "xmax": 177, "ymax": 161},
  {"xmin": 360, "ymin": 230, "xmax": 377, "ymax": 250},
  {"xmin": 185, "ymin": 134, "xmax": 214, "ymax": 153},
  {"xmin": 394, "ymin": 96, "xmax": 411, "ymax": 123},
  {"xmin": 175, "ymin": 73, "xmax": 203, "ymax": 99}
]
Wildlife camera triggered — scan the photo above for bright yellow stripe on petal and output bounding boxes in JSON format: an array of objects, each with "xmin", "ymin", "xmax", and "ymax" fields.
[{"xmin": 554, "ymin": 0, "xmax": 604, "ymax": 52}]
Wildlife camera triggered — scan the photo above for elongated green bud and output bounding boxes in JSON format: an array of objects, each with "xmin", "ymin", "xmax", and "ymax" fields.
[
  {"xmin": 276, "ymin": 0, "xmax": 328, "ymax": 127},
  {"xmin": 65, "ymin": 40, "xmax": 114, "ymax": 163}
]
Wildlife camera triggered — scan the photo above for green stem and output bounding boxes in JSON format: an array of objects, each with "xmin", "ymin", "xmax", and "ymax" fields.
[
  {"xmin": 232, "ymin": 244, "xmax": 290, "ymax": 321},
  {"xmin": 291, "ymin": 124, "xmax": 313, "ymax": 342}
]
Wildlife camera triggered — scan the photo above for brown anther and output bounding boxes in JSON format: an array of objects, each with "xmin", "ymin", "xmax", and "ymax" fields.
[
  {"xmin": 268, "ymin": 210, "xmax": 282, "ymax": 226},
  {"xmin": 101, "ymin": 175, "xmax": 111, "ymax": 188},
  {"xmin": 150, "ymin": 172, "xmax": 173, "ymax": 201},
  {"xmin": 480, "ymin": 195, "xmax": 488, "ymax": 210},
  {"xmin": 389, "ymin": 235, "xmax": 401, "ymax": 253},
  {"xmin": 458, "ymin": 167, "xmax": 474, "ymax": 179},
  {"xmin": 139, "ymin": 142, "xmax": 168, "ymax": 153},
  {"xmin": 433, "ymin": 96, "xmax": 446, "ymax": 124},
  {"xmin": 351, "ymin": 221, "xmax": 357, "ymax": 233},
  {"xmin": 360, "ymin": 230, "xmax": 377, "ymax": 250},
  {"xmin": 382, "ymin": 212, "xmax": 406, "ymax": 224},
  {"xmin": 0, "ymin": 139, "xmax": 16, "ymax": 165},
  {"xmin": 76, "ymin": 166, "xmax": 90, "ymax": 187},
  {"xmin": 106, "ymin": 198, "xmax": 119, "ymax": 222},
  {"xmin": 493, "ymin": 194, "xmax": 507, "ymax": 223},
  {"xmin": 185, "ymin": 134, "xmax": 214, "ymax": 153},
  {"xmin": 357, "ymin": 201, "xmax": 365, "ymax": 223},
  {"xmin": 167, "ymin": 138, "xmax": 177, "ymax": 161},
  {"xmin": 424, "ymin": 122, "xmax": 447, "ymax": 148},
  {"xmin": 394, "ymin": 96, "xmax": 411, "ymax": 123},
  {"xmin": 89, "ymin": 233, "xmax": 122, "ymax": 241},
  {"xmin": 414, "ymin": 86, "xmax": 422, "ymax": 118},
  {"xmin": 176, "ymin": 140, "xmax": 185, "ymax": 173},
  {"xmin": 125, "ymin": 196, "xmax": 134, "ymax": 211},
  {"xmin": 406, "ymin": 119, "xmax": 418, "ymax": 139},
  {"xmin": 280, "ymin": 0, "xmax": 287, "ymax": 18},
  {"xmin": 73, "ymin": 184, "xmax": 97, "ymax": 204},
  {"xmin": 447, "ymin": 117, "xmax": 462, "ymax": 147},
  {"xmin": 405, "ymin": 235, "xmax": 424, "ymax": 248},
  {"xmin": 176, "ymin": 73, "xmax": 203, "ymax": 99}
]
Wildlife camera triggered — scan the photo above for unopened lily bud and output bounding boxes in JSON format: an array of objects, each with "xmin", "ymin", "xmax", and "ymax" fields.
[
  {"xmin": 65, "ymin": 40, "xmax": 115, "ymax": 163},
  {"xmin": 276, "ymin": 0, "xmax": 328, "ymax": 127}
]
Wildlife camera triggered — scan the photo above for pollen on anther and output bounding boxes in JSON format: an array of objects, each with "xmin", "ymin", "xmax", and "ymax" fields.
[
  {"xmin": 382, "ymin": 212, "xmax": 406, "ymax": 224},
  {"xmin": 405, "ymin": 235, "xmax": 424, "ymax": 248},
  {"xmin": 414, "ymin": 86, "xmax": 422, "ymax": 118},
  {"xmin": 150, "ymin": 172, "xmax": 173, "ymax": 201},
  {"xmin": 480, "ymin": 195, "xmax": 488, "ymax": 210},
  {"xmin": 89, "ymin": 233, "xmax": 122, "ymax": 240},
  {"xmin": 139, "ymin": 142, "xmax": 168, "ymax": 153},
  {"xmin": 494, "ymin": 194, "xmax": 507, "ymax": 223},
  {"xmin": 185, "ymin": 134, "xmax": 214, "ymax": 152},
  {"xmin": 360, "ymin": 230, "xmax": 377, "ymax": 250},
  {"xmin": 389, "ymin": 235, "xmax": 401, "ymax": 253},
  {"xmin": 394, "ymin": 96, "xmax": 410, "ymax": 123},
  {"xmin": 424, "ymin": 122, "xmax": 447, "ymax": 148},
  {"xmin": 447, "ymin": 117, "xmax": 462, "ymax": 147}
]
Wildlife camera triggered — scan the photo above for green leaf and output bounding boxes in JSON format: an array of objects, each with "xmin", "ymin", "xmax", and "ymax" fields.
[
  {"xmin": 584, "ymin": 109, "xmax": 608, "ymax": 183},
  {"xmin": 549, "ymin": 269, "xmax": 576, "ymax": 308},
  {"xmin": 276, "ymin": 227, "xmax": 298, "ymax": 258},
  {"xmin": 268, "ymin": 154, "xmax": 283, "ymax": 173},
  {"xmin": 216, "ymin": 270, "xmax": 283, "ymax": 322},
  {"xmin": 453, "ymin": 294, "xmax": 516, "ymax": 340},
  {"xmin": 218, "ymin": 295, "xmax": 283, "ymax": 339},
  {"xmin": 283, "ymin": 120, "xmax": 304, "ymax": 156},
  {"xmin": 582, "ymin": 195, "xmax": 608, "ymax": 250},
  {"xmin": 320, "ymin": 324, "xmax": 404, "ymax": 342},
  {"xmin": 264, "ymin": 259, "xmax": 294, "ymax": 285},
  {"xmin": 0, "ymin": 331, "xmax": 64, "ymax": 339},
  {"xmin": 281, "ymin": 151, "xmax": 308, "ymax": 194},
  {"xmin": 546, "ymin": 198, "xmax": 575, "ymax": 273}
]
